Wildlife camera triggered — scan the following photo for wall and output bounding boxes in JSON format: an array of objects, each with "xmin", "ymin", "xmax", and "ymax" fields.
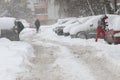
[{"xmin": 47, "ymin": 0, "xmax": 59, "ymax": 20}]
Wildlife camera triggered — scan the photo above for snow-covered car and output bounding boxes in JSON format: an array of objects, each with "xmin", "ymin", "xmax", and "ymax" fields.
[
  {"xmin": 53, "ymin": 17, "xmax": 77, "ymax": 35},
  {"xmin": 0, "ymin": 17, "xmax": 30, "ymax": 41},
  {"xmin": 63, "ymin": 20, "xmax": 81, "ymax": 36},
  {"xmin": 0, "ymin": 17, "xmax": 19, "ymax": 40},
  {"xmin": 69, "ymin": 14, "xmax": 120, "ymax": 41},
  {"xmin": 69, "ymin": 15, "xmax": 101, "ymax": 39},
  {"xmin": 53, "ymin": 19, "xmax": 69, "ymax": 35},
  {"xmin": 53, "ymin": 26, "xmax": 65, "ymax": 35},
  {"xmin": 63, "ymin": 16, "xmax": 92, "ymax": 36}
]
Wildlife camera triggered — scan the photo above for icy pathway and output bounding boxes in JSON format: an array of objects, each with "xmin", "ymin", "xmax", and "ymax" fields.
[
  {"xmin": 17, "ymin": 34, "xmax": 95, "ymax": 80},
  {"xmin": 69, "ymin": 45, "xmax": 120, "ymax": 80},
  {"xmin": 18, "ymin": 27, "xmax": 120, "ymax": 80}
]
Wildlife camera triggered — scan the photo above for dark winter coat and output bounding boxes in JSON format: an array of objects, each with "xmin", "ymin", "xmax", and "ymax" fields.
[
  {"xmin": 16, "ymin": 21, "xmax": 24, "ymax": 34},
  {"xmin": 35, "ymin": 19, "xmax": 40, "ymax": 32},
  {"xmin": 35, "ymin": 19, "xmax": 40, "ymax": 28}
]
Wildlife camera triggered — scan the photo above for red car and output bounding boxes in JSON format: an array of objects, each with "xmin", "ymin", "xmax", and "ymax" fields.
[
  {"xmin": 106, "ymin": 29, "xmax": 120, "ymax": 44},
  {"xmin": 113, "ymin": 31, "xmax": 120, "ymax": 44}
]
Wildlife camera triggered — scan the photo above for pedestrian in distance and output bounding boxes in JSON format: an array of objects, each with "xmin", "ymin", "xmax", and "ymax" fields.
[
  {"xmin": 95, "ymin": 15, "xmax": 108, "ymax": 42},
  {"xmin": 35, "ymin": 19, "xmax": 40, "ymax": 33}
]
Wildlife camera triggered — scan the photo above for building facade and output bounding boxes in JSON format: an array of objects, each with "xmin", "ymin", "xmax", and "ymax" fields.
[
  {"xmin": 28, "ymin": 0, "xmax": 59, "ymax": 24},
  {"xmin": 34, "ymin": 0, "xmax": 48, "ymax": 21}
]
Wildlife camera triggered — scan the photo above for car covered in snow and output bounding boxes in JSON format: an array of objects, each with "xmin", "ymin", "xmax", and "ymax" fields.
[
  {"xmin": 69, "ymin": 15, "xmax": 102, "ymax": 39},
  {"xmin": 114, "ymin": 32, "xmax": 120, "ymax": 44},
  {"xmin": 53, "ymin": 26, "xmax": 65, "ymax": 35},
  {"xmin": 63, "ymin": 20, "xmax": 81, "ymax": 36},
  {"xmin": 0, "ymin": 17, "xmax": 30, "ymax": 40},
  {"xmin": 0, "ymin": 17, "xmax": 18, "ymax": 40},
  {"xmin": 63, "ymin": 16, "xmax": 93, "ymax": 36},
  {"xmin": 53, "ymin": 17, "xmax": 77, "ymax": 35},
  {"xmin": 68, "ymin": 15, "xmax": 120, "ymax": 40}
]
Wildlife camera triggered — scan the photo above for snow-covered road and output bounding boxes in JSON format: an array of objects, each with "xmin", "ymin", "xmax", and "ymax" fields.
[{"xmin": 18, "ymin": 27, "xmax": 120, "ymax": 80}]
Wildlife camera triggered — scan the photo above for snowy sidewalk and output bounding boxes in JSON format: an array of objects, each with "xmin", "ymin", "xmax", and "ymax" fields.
[{"xmin": 18, "ymin": 27, "xmax": 120, "ymax": 80}]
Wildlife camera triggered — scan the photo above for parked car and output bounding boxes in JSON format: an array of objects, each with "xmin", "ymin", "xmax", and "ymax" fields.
[
  {"xmin": 53, "ymin": 17, "xmax": 77, "ymax": 35},
  {"xmin": 63, "ymin": 16, "xmax": 92, "ymax": 36},
  {"xmin": 63, "ymin": 20, "xmax": 81, "ymax": 36},
  {"xmin": 114, "ymin": 32, "xmax": 120, "ymax": 44},
  {"xmin": 0, "ymin": 17, "xmax": 19, "ymax": 41},
  {"xmin": 53, "ymin": 19, "xmax": 69, "ymax": 35},
  {"xmin": 53, "ymin": 26, "xmax": 65, "ymax": 35},
  {"xmin": 0, "ymin": 17, "xmax": 30, "ymax": 41},
  {"xmin": 105, "ymin": 29, "xmax": 120, "ymax": 44},
  {"xmin": 69, "ymin": 15, "xmax": 101, "ymax": 39}
]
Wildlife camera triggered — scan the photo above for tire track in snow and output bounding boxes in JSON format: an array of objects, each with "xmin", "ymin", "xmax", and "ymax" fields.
[
  {"xmin": 17, "ymin": 35, "xmax": 95, "ymax": 80},
  {"xmin": 34, "ymin": 37, "xmax": 120, "ymax": 80},
  {"xmin": 69, "ymin": 45, "xmax": 120, "ymax": 80},
  {"xmin": 18, "ymin": 31, "xmax": 120, "ymax": 80},
  {"xmin": 18, "ymin": 35, "xmax": 74, "ymax": 80}
]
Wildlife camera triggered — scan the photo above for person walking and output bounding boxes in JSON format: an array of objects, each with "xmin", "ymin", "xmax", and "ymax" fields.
[
  {"xmin": 35, "ymin": 19, "xmax": 40, "ymax": 33},
  {"xmin": 95, "ymin": 15, "xmax": 108, "ymax": 42}
]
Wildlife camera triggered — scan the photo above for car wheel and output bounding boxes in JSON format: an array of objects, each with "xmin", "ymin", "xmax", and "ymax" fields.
[{"xmin": 76, "ymin": 32, "xmax": 87, "ymax": 39}]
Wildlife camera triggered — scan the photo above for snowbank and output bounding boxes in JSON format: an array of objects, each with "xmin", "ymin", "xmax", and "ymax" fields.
[
  {"xmin": 0, "ymin": 38, "xmax": 34, "ymax": 80},
  {"xmin": 20, "ymin": 24, "xmax": 120, "ymax": 80}
]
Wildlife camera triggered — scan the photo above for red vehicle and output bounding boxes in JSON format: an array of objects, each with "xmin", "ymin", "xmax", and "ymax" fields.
[{"xmin": 105, "ymin": 29, "xmax": 120, "ymax": 44}]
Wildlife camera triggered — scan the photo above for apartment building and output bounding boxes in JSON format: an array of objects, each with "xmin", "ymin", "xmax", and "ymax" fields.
[
  {"xmin": 28, "ymin": 0, "xmax": 59, "ymax": 24},
  {"xmin": 34, "ymin": 0, "xmax": 48, "ymax": 21}
]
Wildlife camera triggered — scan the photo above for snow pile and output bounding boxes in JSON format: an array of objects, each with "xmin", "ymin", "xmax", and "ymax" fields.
[
  {"xmin": 20, "ymin": 24, "xmax": 120, "ymax": 80},
  {"xmin": 20, "ymin": 19, "xmax": 120, "ymax": 66},
  {"xmin": 19, "ymin": 14, "xmax": 120, "ymax": 80},
  {"xmin": 0, "ymin": 38, "xmax": 34, "ymax": 80},
  {"xmin": 19, "ymin": 28, "xmax": 36, "ymax": 41}
]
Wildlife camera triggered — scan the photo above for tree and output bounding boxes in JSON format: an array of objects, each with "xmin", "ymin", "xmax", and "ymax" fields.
[
  {"xmin": 0, "ymin": 0, "xmax": 33, "ymax": 22},
  {"xmin": 86, "ymin": 0, "xmax": 94, "ymax": 15},
  {"xmin": 54, "ymin": 0, "xmax": 106, "ymax": 18}
]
